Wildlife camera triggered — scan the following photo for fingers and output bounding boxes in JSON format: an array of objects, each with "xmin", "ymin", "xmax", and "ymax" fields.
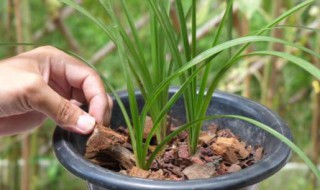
[
  {"xmin": 30, "ymin": 82, "xmax": 96, "ymax": 134},
  {"xmin": 37, "ymin": 46, "xmax": 112, "ymax": 126},
  {"xmin": 0, "ymin": 46, "xmax": 110, "ymax": 136},
  {"xmin": 71, "ymin": 88, "xmax": 86, "ymax": 103},
  {"xmin": 80, "ymin": 74, "xmax": 112, "ymax": 125}
]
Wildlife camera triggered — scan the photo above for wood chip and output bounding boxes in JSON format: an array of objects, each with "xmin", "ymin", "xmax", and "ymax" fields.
[
  {"xmin": 85, "ymin": 125, "xmax": 134, "ymax": 170},
  {"xmin": 143, "ymin": 116, "xmax": 153, "ymax": 139},
  {"xmin": 119, "ymin": 170, "xmax": 127, "ymax": 175},
  {"xmin": 178, "ymin": 144, "xmax": 189, "ymax": 159},
  {"xmin": 85, "ymin": 145, "xmax": 135, "ymax": 170},
  {"xmin": 217, "ymin": 129, "xmax": 236, "ymax": 138},
  {"xmin": 109, "ymin": 145, "xmax": 136, "ymax": 169},
  {"xmin": 148, "ymin": 169, "xmax": 165, "ymax": 180},
  {"xmin": 207, "ymin": 123, "xmax": 218, "ymax": 134},
  {"xmin": 211, "ymin": 143, "xmax": 227, "ymax": 155},
  {"xmin": 238, "ymin": 142, "xmax": 250, "ymax": 159},
  {"xmin": 86, "ymin": 120, "xmax": 264, "ymax": 181},
  {"xmin": 224, "ymin": 148, "xmax": 239, "ymax": 164},
  {"xmin": 215, "ymin": 137, "xmax": 238, "ymax": 148},
  {"xmin": 227, "ymin": 164, "xmax": 242, "ymax": 173},
  {"xmin": 183, "ymin": 164, "xmax": 215, "ymax": 179},
  {"xmin": 128, "ymin": 167, "xmax": 151, "ymax": 178},
  {"xmin": 218, "ymin": 162, "xmax": 228, "ymax": 174},
  {"xmin": 86, "ymin": 124, "xmax": 127, "ymax": 153},
  {"xmin": 199, "ymin": 131, "xmax": 216, "ymax": 144},
  {"xmin": 190, "ymin": 156, "xmax": 205, "ymax": 165},
  {"xmin": 214, "ymin": 137, "xmax": 249, "ymax": 159},
  {"xmin": 163, "ymin": 149, "xmax": 176, "ymax": 163},
  {"xmin": 254, "ymin": 147, "xmax": 264, "ymax": 161}
]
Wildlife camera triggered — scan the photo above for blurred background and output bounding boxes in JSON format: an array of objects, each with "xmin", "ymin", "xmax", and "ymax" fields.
[{"xmin": 0, "ymin": 0, "xmax": 319, "ymax": 189}]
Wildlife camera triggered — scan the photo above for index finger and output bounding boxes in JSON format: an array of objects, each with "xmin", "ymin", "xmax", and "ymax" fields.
[{"xmin": 40, "ymin": 46, "xmax": 111, "ymax": 125}]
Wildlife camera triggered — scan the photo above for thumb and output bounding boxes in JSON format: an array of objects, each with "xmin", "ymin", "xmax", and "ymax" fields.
[{"xmin": 31, "ymin": 84, "xmax": 95, "ymax": 134}]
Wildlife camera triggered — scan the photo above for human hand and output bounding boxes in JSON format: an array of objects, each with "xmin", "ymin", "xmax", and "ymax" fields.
[{"xmin": 0, "ymin": 46, "xmax": 113, "ymax": 136}]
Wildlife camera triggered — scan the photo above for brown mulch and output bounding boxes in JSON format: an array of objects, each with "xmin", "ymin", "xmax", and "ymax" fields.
[{"xmin": 85, "ymin": 117, "xmax": 264, "ymax": 180}]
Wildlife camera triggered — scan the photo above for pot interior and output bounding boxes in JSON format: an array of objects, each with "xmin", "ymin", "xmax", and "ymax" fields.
[{"xmin": 54, "ymin": 89, "xmax": 292, "ymax": 190}]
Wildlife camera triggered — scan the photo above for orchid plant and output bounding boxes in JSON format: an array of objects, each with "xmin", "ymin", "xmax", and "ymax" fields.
[{"xmin": 52, "ymin": 0, "xmax": 320, "ymax": 179}]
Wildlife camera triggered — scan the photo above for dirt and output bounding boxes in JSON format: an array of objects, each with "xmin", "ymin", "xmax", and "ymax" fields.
[{"xmin": 85, "ymin": 118, "xmax": 264, "ymax": 180}]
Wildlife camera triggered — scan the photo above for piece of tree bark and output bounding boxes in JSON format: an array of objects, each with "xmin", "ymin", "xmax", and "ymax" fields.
[{"xmin": 183, "ymin": 164, "xmax": 216, "ymax": 180}]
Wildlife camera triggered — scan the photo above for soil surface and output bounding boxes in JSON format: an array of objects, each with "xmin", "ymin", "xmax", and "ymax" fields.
[{"xmin": 85, "ymin": 117, "xmax": 264, "ymax": 180}]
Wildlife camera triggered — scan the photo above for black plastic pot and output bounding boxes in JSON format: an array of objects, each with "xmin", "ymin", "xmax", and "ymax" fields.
[{"xmin": 53, "ymin": 88, "xmax": 292, "ymax": 190}]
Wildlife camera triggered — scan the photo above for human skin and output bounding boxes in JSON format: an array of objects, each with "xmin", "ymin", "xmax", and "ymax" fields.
[{"xmin": 0, "ymin": 46, "xmax": 113, "ymax": 136}]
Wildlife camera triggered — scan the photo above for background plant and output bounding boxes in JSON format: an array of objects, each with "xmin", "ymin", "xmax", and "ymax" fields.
[{"xmin": 0, "ymin": 0, "xmax": 320, "ymax": 189}]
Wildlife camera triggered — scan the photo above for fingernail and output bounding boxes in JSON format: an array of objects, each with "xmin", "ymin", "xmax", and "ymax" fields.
[{"xmin": 77, "ymin": 114, "xmax": 96, "ymax": 133}]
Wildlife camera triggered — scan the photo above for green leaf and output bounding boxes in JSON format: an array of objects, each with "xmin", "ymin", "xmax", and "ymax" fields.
[
  {"xmin": 247, "ymin": 51, "xmax": 320, "ymax": 80},
  {"xmin": 175, "ymin": 0, "xmax": 191, "ymax": 61},
  {"xmin": 141, "ymin": 35, "xmax": 320, "ymax": 157}
]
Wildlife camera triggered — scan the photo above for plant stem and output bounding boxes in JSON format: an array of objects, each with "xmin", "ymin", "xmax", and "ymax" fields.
[
  {"xmin": 312, "ymin": 83, "xmax": 320, "ymax": 188},
  {"xmin": 191, "ymin": 0, "xmax": 196, "ymax": 58},
  {"xmin": 233, "ymin": 11, "xmax": 251, "ymax": 98},
  {"xmin": 13, "ymin": 0, "xmax": 32, "ymax": 188},
  {"xmin": 311, "ymin": 32, "xmax": 320, "ymax": 189},
  {"xmin": 261, "ymin": 0, "xmax": 284, "ymax": 108},
  {"xmin": 227, "ymin": 0, "xmax": 233, "ymax": 57},
  {"xmin": 13, "ymin": 0, "xmax": 23, "ymax": 53}
]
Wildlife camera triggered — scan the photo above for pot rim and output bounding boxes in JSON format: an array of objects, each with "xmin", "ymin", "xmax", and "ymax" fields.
[{"xmin": 53, "ymin": 88, "xmax": 292, "ymax": 190}]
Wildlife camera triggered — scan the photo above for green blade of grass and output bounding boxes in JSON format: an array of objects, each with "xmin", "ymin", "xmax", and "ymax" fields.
[
  {"xmin": 141, "ymin": 35, "xmax": 320, "ymax": 121},
  {"xmin": 99, "ymin": 0, "xmax": 153, "ymax": 98},
  {"xmin": 148, "ymin": 0, "xmax": 195, "ymax": 141},
  {"xmin": 197, "ymin": 0, "xmax": 233, "ymax": 113},
  {"xmin": 200, "ymin": 0, "xmax": 315, "ymax": 106},
  {"xmin": 256, "ymin": 0, "xmax": 314, "ymax": 36},
  {"xmin": 193, "ymin": 0, "xmax": 234, "ymax": 153},
  {"xmin": 195, "ymin": 50, "xmax": 320, "ymax": 154},
  {"xmin": 191, "ymin": 0, "xmax": 196, "ymax": 58},
  {"xmin": 247, "ymin": 51, "xmax": 320, "ymax": 79},
  {"xmin": 218, "ymin": 0, "xmax": 314, "ymax": 79},
  {"xmin": 197, "ymin": 50, "xmax": 320, "ymax": 140},
  {"xmin": 140, "ymin": 35, "xmax": 320, "ymax": 158},
  {"xmin": 102, "ymin": 0, "xmax": 144, "ymax": 168},
  {"xmin": 249, "ymin": 25, "xmax": 320, "ymax": 36},
  {"xmin": 147, "ymin": 8, "xmax": 170, "ymax": 143},
  {"xmin": 193, "ymin": 0, "xmax": 314, "ymax": 153},
  {"xmin": 119, "ymin": 0, "xmax": 154, "ymax": 94},
  {"xmin": 227, "ymin": 0, "xmax": 233, "ymax": 57},
  {"xmin": 120, "ymin": 0, "xmax": 147, "ymax": 66},
  {"xmin": 148, "ymin": 0, "xmax": 183, "ymax": 68},
  {"xmin": 142, "ymin": 64, "xmax": 207, "ymax": 159},
  {"xmin": 175, "ymin": 0, "xmax": 191, "ymax": 61}
]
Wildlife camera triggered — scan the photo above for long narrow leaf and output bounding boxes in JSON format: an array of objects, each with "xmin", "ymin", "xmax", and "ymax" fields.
[
  {"xmin": 141, "ymin": 35, "xmax": 320, "ymax": 124},
  {"xmin": 247, "ymin": 51, "xmax": 320, "ymax": 79},
  {"xmin": 175, "ymin": 0, "xmax": 191, "ymax": 61},
  {"xmin": 102, "ymin": 0, "xmax": 144, "ymax": 168}
]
